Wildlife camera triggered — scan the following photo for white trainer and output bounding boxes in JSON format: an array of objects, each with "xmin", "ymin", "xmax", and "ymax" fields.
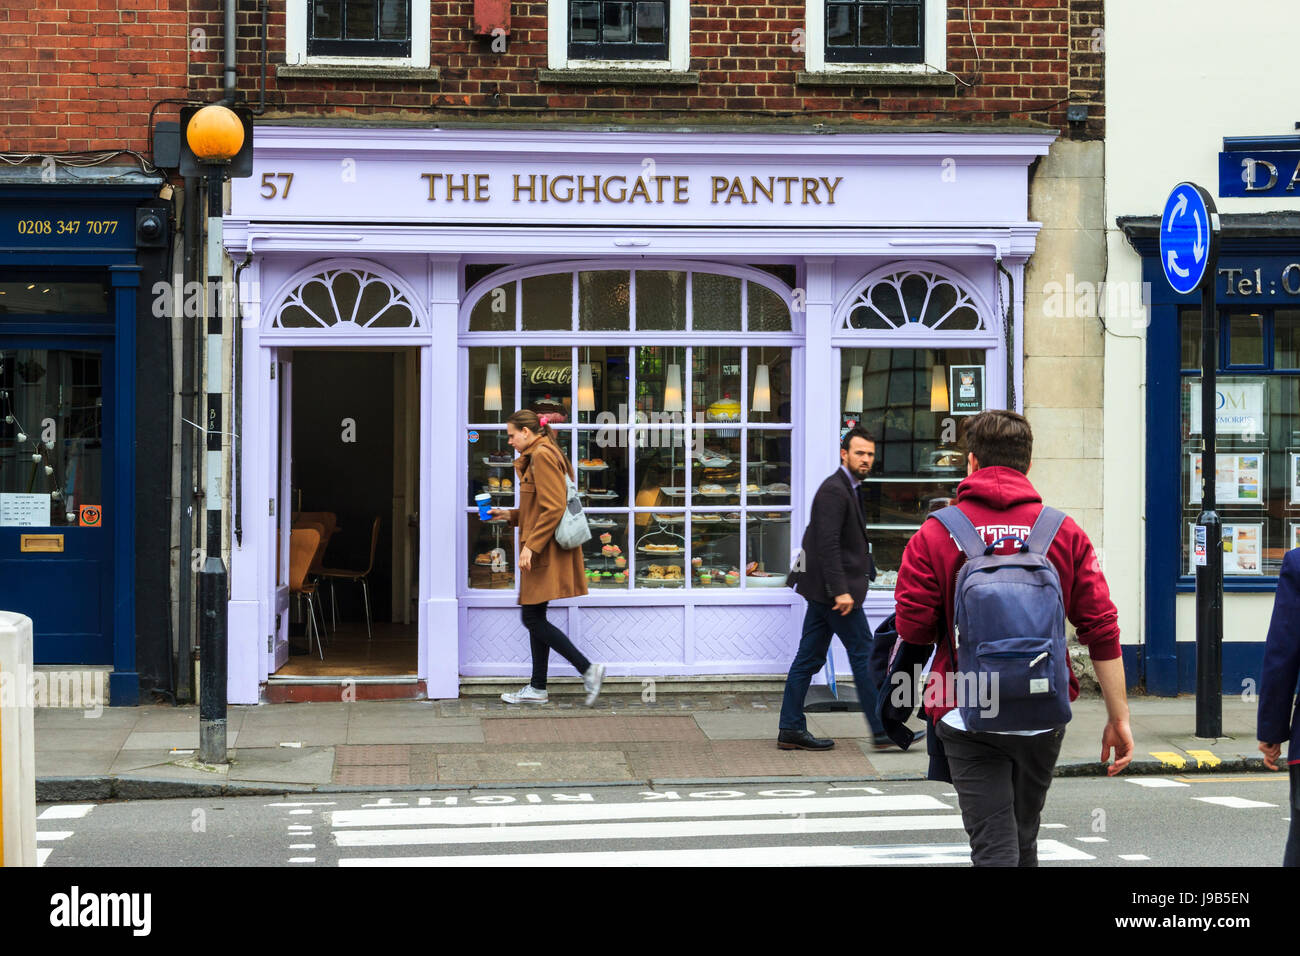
[
  {"xmin": 501, "ymin": 684, "xmax": 548, "ymax": 704},
  {"xmin": 583, "ymin": 663, "xmax": 606, "ymax": 707}
]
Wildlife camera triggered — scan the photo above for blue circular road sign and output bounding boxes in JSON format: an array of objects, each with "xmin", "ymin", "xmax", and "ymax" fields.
[{"xmin": 1160, "ymin": 182, "xmax": 1220, "ymax": 295}]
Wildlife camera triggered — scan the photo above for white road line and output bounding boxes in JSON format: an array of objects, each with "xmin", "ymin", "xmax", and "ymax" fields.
[
  {"xmin": 38, "ymin": 804, "xmax": 95, "ymax": 820},
  {"xmin": 1193, "ymin": 796, "xmax": 1278, "ymax": 809},
  {"xmin": 331, "ymin": 795, "xmax": 952, "ymax": 829},
  {"xmin": 1075, "ymin": 836, "xmax": 1107, "ymax": 843},
  {"xmin": 289, "ymin": 843, "xmax": 317, "ymax": 850},
  {"xmin": 338, "ymin": 839, "xmax": 1093, "ymax": 867},
  {"xmin": 288, "ymin": 826, "xmax": 313, "ymax": 833},
  {"xmin": 288, "ymin": 809, "xmax": 314, "ymax": 815},
  {"xmin": 266, "ymin": 802, "xmax": 337, "ymax": 807},
  {"xmin": 1124, "ymin": 778, "xmax": 1189, "ymax": 788},
  {"xmin": 288, "ymin": 857, "xmax": 317, "ymax": 863},
  {"xmin": 37, "ymin": 848, "xmax": 53, "ymax": 866},
  {"xmin": 332, "ymin": 814, "xmax": 968, "ymax": 847},
  {"xmin": 1041, "ymin": 823, "xmax": 1067, "ymax": 829},
  {"xmin": 36, "ymin": 832, "xmax": 74, "ymax": 841},
  {"xmin": 1119, "ymin": 854, "xmax": 1151, "ymax": 861}
]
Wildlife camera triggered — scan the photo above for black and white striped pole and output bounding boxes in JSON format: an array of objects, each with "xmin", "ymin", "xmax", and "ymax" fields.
[{"xmin": 187, "ymin": 105, "xmax": 245, "ymax": 765}]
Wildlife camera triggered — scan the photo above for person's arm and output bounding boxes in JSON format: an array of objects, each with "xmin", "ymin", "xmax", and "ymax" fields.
[
  {"xmin": 894, "ymin": 524, "xmax": 942, "ymax": 647},
  {"xmin": 522, "ymin": 449, "xmax": 567, "ymax": 554},
  {"xmin": 1093, "ymin": 656, "xmax": 1133, "ymax": 776},
  {"xmin": 814, "ymin": 485, "xmax": 851, "ymax": 611},
  {"xmin": 1059, "ymin": 522, "xmax": 1131, "ymax": 774},
  {"xmin": 1258, "ymin": 552, "xmax": 1300, "ymax": 770}
]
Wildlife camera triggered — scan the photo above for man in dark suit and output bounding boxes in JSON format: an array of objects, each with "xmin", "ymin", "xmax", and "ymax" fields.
[
  {"xmin": 778, "ymin": 426, "xmax": 896, "ymax": 751},
  {"xmin": 1258, "ymin": 547, "xmax": 1300, "ymax": 866}
]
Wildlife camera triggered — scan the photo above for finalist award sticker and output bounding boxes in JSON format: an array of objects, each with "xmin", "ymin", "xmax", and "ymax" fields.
[
  {"xmin": 467, "ymin": 430, "xmax": 479, "ymax": 444},
  {"xmin": 1193, "ymin": 524, "xmax": 1207, "ymax": 567}
]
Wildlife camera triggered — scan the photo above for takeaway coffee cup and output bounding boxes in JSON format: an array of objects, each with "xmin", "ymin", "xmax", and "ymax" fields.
[{"xmin": 476, "ymin": 493, "xmax": 492, "ymax": 521}]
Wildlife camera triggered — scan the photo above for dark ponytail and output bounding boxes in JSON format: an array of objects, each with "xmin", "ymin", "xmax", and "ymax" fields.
[{"xmin": 508, "ymin": 408, "xmax": 571, "ymax": 477}]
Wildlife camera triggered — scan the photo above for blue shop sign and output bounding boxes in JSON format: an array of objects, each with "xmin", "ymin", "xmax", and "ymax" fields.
[
  {"xmin": 1218, "ymin": 149, "xmax": 1300, "ymax": 198},
  {"xmin": 0, "ymin": 203, "xmax": 135, "ymax": 250}
]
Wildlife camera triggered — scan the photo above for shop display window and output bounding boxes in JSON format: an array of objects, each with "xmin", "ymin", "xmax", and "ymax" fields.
[
  {"xmin": 462, "ymin": 265, "xmax": 797, "ymax": 591},
  {"xmin": 1178, "ymin": 308, "xmax": 1300, "ymax": 577},
  {"xmin": 839, "ymin": 346, "xmax": 982, "ymax": 589}
]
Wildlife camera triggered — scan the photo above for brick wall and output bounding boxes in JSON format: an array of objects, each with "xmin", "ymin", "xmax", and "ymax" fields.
[
  {"xmin": 1, "ymin": 0, "xmax": 189, "ymax": 154},
  {"xmin": 183, "ymin": 0, "xmax": 1103, "ymax": 134}
]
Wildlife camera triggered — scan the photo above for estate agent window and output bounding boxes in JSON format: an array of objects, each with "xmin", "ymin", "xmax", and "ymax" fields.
[
  {"xmin": 1179, "ymin": 308, "xmax": 1300, "ymax": 578},
  {"xmin": 463, "ymin": 264, "xmax": 798, "ymax": 593}
]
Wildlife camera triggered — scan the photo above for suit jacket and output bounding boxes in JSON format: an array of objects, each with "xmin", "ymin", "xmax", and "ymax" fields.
[
  {"xmin": 788, "ymin": 467, "xmax": 876, "ymax": 606},
  {"xmin": 1258, "ymin": 548, "xmax": 1300, "ymax": 764}
]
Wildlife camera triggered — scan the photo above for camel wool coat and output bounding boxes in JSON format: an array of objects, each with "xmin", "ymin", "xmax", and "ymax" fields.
[{"xmin": 507, "ymin": 439, "xmax": 588, "ymax": 606}]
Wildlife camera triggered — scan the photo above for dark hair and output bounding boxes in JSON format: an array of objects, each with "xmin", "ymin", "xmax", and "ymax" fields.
[
  {"xmin": 507, "ymin": 409, "xmax": 571, "ymax": 476},
  {"xmin": 841, "ymin": 425, "xmax": 876, "ymax": 452},
  {"xmin": 963, "ymin": 409, "xmax": 1033, "ymax": 474}
]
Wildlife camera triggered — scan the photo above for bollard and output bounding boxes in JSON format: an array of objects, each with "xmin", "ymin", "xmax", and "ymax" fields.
[
  {"xmin": 0, "ymin": 612, "xmax": 37, "ymax": 867},
  {"xmin": 198, "ymin": 556, "xmax": 229, "ymax": 764}
]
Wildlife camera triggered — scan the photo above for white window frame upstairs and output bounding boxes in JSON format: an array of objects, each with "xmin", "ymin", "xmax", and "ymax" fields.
[
  {"xmin": 804, "ymin": 0, "xmax": 946, "ymax": 74},
  {"xmin": 548, "ymin": 0, "xmax": 690, "ymax": 72},
  {"xmin": 285, "ymin": 0, "xmax": 432, "ymax": 69}
]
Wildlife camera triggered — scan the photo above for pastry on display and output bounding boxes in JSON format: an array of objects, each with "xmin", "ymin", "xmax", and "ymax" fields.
[
  {"xmin": 646, "ymin": 564, "xmax": 683, "ymax": 579},
  {"xmin": 692, "ymin": 556, "xmax": 703, "ymax": 568},
  {"xmin": 698, "ymin": 570, "xmax": 713, "ymax": 585},
  {"xmin": 724, "ymin": 570, "xmax": 739, "ymax": 586},
  {"xmin": 599, "ymin": 532, "xmax": 612, "ymax": 544},
  {"xmin": 697, "ymin": 449, "xmax": 731, "ymax": 467},
  {"xmin": 579, "ymin": 457, "xmax": 606, "ymax": 468},
  {"xmin": 487, "ymin": 451, "xmax": 514, "ymax": 465},
  {"xmin": 767, "ymin": 482, "xmax": 790, "ymax": 494},
  {"xmin": 501, "ymin": 477, "xmax": 512, "ymax": 490},
  {"xmin": 529, "ymin": 395, "xmax": 567, "ymax": 423},
  {"xmin": 699, "ymin": 482, "xmax": 726, "ymax": 495},
  {"xmin": 614, "ymin": 556, "xmax": 626, "ymax": 568},
  {"xmin": 643, "ymin": 542, "xmax": 682, "ymax": 553},
  {"xmin": 705, "ymin": 395, "xmax": 741, "ymax": 423},
  {"xmin": 613, "ymin": 571, "xmax": 626, "ymax": 583},
  {"xmin": 488, "ymin": 476, "xmax": 501, "ymax": 490},
  {"xmin": 693, "ymin": 513, "xmax": 720, "ymax": 523},
  {"xmin": 475, "ymin": 553, "xmax": 493, "ymax": 566},
  {"xmin": 601, "ymin": 544, "xmax": 622, "ymax": 557},
  {"xmin": 745, "ymin": 483, "xmax": 760, "ymax": 493}
]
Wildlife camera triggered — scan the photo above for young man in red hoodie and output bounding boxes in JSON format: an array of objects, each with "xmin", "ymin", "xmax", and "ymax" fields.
[{"xmin": 894, "ymin": 409, "xmax": 1134, "ymax": 866}]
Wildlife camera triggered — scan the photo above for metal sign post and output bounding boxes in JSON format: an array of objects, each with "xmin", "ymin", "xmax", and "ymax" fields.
[{"xmin": 1160, "ymin": 182, "xmax": 1222, "ymax": 738}]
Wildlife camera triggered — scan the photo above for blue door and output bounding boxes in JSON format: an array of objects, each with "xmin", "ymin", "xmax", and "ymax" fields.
[{"xmin": 0, "ymin": 337, "xmax": 115, "ymax": 663}]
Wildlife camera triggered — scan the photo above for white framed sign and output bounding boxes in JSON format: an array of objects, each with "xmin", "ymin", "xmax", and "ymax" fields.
[
  {"xmin": 1188, "ymin": 381, "xmax": 1265, "ymax": 437},
  {"xmin": 1187, "ymin": 521, "xmax": 1265, "ymax": 575},
  {"xmin": 0, "ymin": 493, "xmax": 50, "ymax": 528},
  {"xmin": 1291, "ymin": 451, "xmax": 1300, "ymax": 506},
  {"xmin": 1189, "ymin": 452, "xmax": 1266, "ymax": 506},
  {"xmin": 1291, "ymin": 522, "xmax": 1300, "ymax": 552}
]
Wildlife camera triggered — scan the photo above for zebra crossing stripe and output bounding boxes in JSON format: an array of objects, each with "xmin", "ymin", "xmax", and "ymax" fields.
[
  {"xmin": 337, "ymin": 840, "xmax": 1093, "ymax": 868},
  {"xmin": 330, "ymin": 794, "xmax": 951, "ymax": 829},
  {"xmin": 332, "ymin": 813, "xmax": 968, "ymax": 848}
]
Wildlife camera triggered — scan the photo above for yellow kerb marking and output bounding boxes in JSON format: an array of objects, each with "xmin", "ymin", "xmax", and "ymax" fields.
[
  {"xmin": 1150, "ymin": 750, "xmax": 1188, "ymax": 769},
  {"xmin": 1185, "ymin": 749, "xmax": 1223, "ymax": 769}
]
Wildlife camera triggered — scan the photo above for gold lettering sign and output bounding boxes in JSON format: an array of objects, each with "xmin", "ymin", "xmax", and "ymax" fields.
[{"xmin": 420, "ymin": 172, "xmax": 844, "ymax": 207}]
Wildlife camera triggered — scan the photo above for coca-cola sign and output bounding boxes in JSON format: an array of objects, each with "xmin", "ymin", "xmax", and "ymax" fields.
[{"xmin": 527, "ymin": 364, "xmax": 572, "ymax": 387}]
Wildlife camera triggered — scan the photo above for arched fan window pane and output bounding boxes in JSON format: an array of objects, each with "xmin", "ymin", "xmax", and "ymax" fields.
[
  {"xmin": 843, "ymin": 269, "xmax": 987, "ymax": 333},
  {"xmin": 748, "ymin": 281, "xmax": 792, "ymax": 331},
  {"xmin": 469, "ymin": 282, "xmax": 516, "ymax": 332},
  {"xmin": 274, "ymin": 266, "xmax": 418, "ymax": 329}
]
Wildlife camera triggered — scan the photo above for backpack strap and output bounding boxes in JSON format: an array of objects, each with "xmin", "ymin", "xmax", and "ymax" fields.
[
  {"xmin": 930, "ymin": 506, "xmax": 988, "ymax": 560},
  {"xmin": 1024, "ymin": 506, "xmax": 1067, "ymax": 556}
]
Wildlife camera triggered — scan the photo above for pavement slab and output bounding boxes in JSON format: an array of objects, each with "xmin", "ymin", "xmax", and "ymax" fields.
[
  {"xmin": 434, "ymin": 749, "xmax": 634, "ymax": 784},
  {"xmin": 35, "ymin": 727, "xmax": 134, "ymax": 752},
  {"xmin": 335, "ymin": 744, "xmax": 411, "ymax": 765},
  {"xmin": 344, "ymin": 722, "xmax": 485, "ymax": 744},
  {"xmin": 121, "ymin": 730, "xmax": 241, "ymax": 751},
  {"xmin": 481, "ymin": 715, "xmax": 704, "ymax": 744},
  {"xmin": 708, "ymin": 739, "xmax": 877, "ymax": 777},
  {"xmin": 228, "ymin": 748, "xmax": 336, "ymax": 785},
  {"xmin": 333, "ymin": 765, "xmax": 412, "ymax": 786},
  {"xmin": 693, "ymin": 712, "xmax": 782, "ymax": 740}
]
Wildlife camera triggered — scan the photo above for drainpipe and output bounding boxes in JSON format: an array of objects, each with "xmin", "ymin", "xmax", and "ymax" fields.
[
  {"xmin": 220, "ymin": 0, "xmax": 238, "ymax": 106},
  {"xmin": 177, "ymin": 176, "xmax": 200, "ymax": 702}
]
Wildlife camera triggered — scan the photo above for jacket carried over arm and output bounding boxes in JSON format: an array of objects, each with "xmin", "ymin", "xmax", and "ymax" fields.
[
  {"xmin": 892, "ymin": 466, "xmax": 1122, "ymax": 722},
  {"xmin": 1258, "ymin": 548, "xmax": 1300, "ymax": 764}
]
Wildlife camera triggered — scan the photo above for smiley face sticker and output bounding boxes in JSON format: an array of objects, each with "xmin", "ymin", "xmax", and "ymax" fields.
[{"xmin": 79, "ymin": 505, "xmax": 102, "ymax": 528}]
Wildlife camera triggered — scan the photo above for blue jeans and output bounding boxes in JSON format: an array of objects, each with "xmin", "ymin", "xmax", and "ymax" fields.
[{"xmin": 778, "ymin": 600, "xmax": 885, "ymax": 737}]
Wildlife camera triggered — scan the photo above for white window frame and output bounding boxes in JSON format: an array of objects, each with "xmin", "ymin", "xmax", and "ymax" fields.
[
  {"xmin": 285, "ymin": 0, "xmax": 431, "ymax": 69},
  {"xmin": 804, "ymin": 0, "xmax": 946, "ymax": 74},
  {"xmin": 548, "ymin": 0, "xmax": 690, "ymax": 72}
]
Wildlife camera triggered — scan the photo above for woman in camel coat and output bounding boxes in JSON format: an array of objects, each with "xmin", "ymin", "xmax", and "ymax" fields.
[{"xmin": 489, "ymin": 409, "xmax": 605, "ymax": 706}]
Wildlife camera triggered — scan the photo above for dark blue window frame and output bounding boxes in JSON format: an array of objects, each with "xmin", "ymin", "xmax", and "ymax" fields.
[
  {"xmin": 825, "ymin": 0, "xmax": 925, "ymax": 64},
  {"xmin": 308, "ymin": 0, "xmax": 412, "ymax": 58},
  {"xmin": 569, "ymin": 1, "xmax": 670, "ymax": 61}
]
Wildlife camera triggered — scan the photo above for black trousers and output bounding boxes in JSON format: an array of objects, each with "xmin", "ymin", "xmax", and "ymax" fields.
[
  {"xmin": 1286, "ymin": 763, "xmax": 1300, "ymax": 868},
  {"xmin": 521, "ymin": 602, "xmax": 590, "ymax": 690},
  {"xmin": 936, "ymin": 721, "xmax": 1065, "ymax": 867}
]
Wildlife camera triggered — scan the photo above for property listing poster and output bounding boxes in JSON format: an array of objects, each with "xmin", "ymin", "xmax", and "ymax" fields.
[
  {"xmin": 1291, "ymin": 522, "xmax": 1300, "ymax": 551},
  {"xmin": 1188, "ymin": 522, "xmax": 1264, "ymax": 575},
  {"xmin": 1189, "ymin": 453, "xmax": 1266, "ymax": 506},
  {"xmin": 1291, "ymin": 452, "xmax": 1300, "ymax": 506}
]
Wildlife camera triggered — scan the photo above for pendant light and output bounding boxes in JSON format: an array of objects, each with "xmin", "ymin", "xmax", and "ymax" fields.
[
  {"xmin": 845, "ymin": 365, "xmax": 864, "ymax": 414},
  {"xmin": 752, "ymin": 363, "xmax": 771, "ymax": 413},
  {"xmin": 664, "ymin": 363, "xmax": 683, "ymax": 413},
  {"xmin": 483, "ymin": 362, "xmax": 502, "ymax": 412}
]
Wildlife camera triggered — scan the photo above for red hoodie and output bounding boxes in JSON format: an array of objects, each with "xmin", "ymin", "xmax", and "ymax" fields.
[{"xmin": 894, "ymin": 465, "xmax": 1121, "ymax": 721}]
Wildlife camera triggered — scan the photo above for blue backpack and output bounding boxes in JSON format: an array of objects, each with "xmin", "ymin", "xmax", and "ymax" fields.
[{"xmin": 931, "ymin": 505, "xmax": 1072, "ymax": 732}]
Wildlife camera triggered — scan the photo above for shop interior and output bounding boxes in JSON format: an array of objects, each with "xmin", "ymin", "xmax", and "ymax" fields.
[{"xmin": 280, "ymin": 347, "xmax": 419, "ymax": 676}]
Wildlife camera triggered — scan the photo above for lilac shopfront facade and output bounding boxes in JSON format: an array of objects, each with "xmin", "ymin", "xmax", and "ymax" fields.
[{"xmin": 221, "ymin": 126, "xmax": 1052, "ymax": 704}]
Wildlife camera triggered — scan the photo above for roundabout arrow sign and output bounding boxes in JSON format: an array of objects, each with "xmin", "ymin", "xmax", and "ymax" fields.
[{"xmin": 1160, "ymin": 182, "xmax": 1220, "ymax": 294}]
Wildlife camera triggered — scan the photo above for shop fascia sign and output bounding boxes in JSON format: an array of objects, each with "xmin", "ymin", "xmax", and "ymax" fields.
[
  {"xmin": 1217, "ymin": 135, "xmax": 1300, "ymax": 198},
  {"xmin": 229, "ymin": 129, "xmax": 1049, "ymax": 227}
]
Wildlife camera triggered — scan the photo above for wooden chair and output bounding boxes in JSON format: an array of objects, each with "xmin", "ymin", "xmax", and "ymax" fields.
[
  {"xmin": 320, "ymin": 516, "xmax": 381, "ymax": 641},
  {"xmin": 289, "ymin": 527, "xmax": 324, "ymax": 660}
]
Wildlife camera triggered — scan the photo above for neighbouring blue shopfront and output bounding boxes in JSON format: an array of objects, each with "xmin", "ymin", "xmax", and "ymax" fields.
[
  {"xmin": 0, "ymin": 170, "xmax": 172, "ymax": 705},
  {"xmin": 1127, "ymin": 216, "xmax": 1300, "ymax": 695}
]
